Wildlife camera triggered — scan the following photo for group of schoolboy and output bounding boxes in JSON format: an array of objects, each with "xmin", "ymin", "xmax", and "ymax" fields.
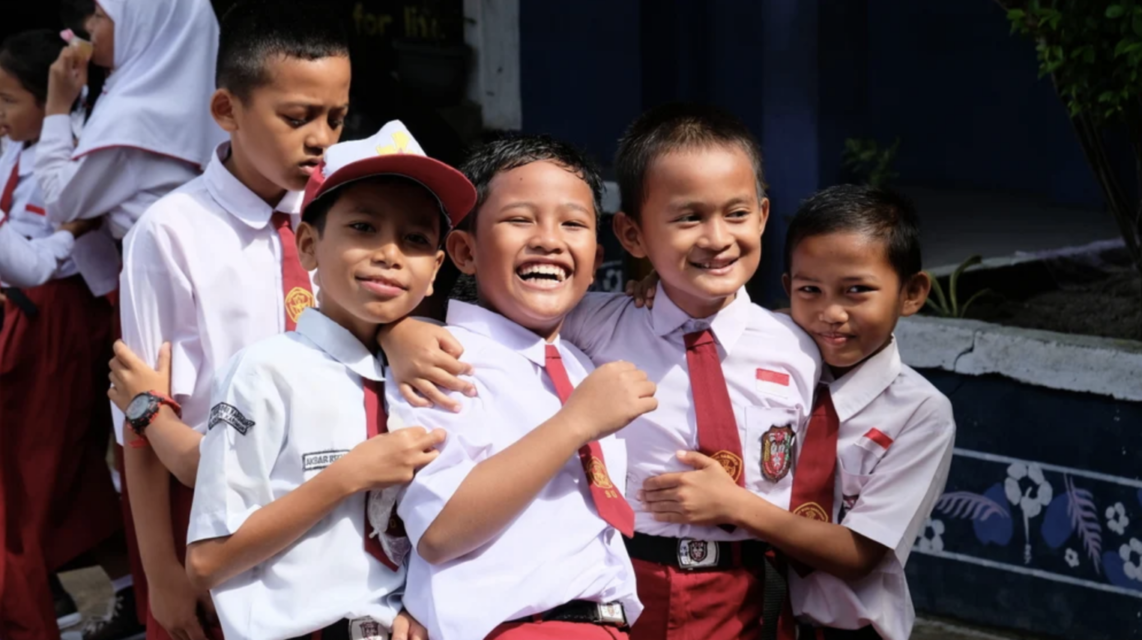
[{"xmin": 102, "ymin": 2, "xmax": 956, "ymax": 640}]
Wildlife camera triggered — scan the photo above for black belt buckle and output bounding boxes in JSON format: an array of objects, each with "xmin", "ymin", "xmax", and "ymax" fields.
[{"xmin": 677, "ymin": 538, "xmax": 719, "ymax": 570}]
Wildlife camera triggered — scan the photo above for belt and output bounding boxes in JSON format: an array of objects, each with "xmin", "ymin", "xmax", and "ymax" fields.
[
  {"xmin": 509, "ymin": 600, "xmax": 628, "ymax": 628},
  {"xmin": 287, "ymin": 617, "xmax": 388, "ymax": 640},
  {"xmin": 1, "ymin": 287, "xmax": 38, "ymax": 318},
  {"xmin": 625, "ymin": 532, "xmax": 770, "ymax": 570}
]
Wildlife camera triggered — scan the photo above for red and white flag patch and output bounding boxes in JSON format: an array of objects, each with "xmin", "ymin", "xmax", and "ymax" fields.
[
  {"xmin": 855, "ymin": 427, "xmax": 894, "ymax": 453},
  {"xmin": 756, "ymin": 368, "xmax": 791, "ymax": 399}
]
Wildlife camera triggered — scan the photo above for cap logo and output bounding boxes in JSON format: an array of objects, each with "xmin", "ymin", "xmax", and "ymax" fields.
[{"xmin": 376, "ymin": 130, "xmax": 413, "ymax": 156}]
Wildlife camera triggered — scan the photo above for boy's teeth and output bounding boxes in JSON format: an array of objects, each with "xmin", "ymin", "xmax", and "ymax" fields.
[{"xmin": 518, "ymin": 264, "xmax": 567, "ymax": 281}]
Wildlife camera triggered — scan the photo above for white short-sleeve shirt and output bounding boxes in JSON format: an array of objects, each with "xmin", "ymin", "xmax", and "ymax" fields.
[
  {"xmin": 561, "ymin": 284, "xmax": 822, "ymax": 541},
  {"xmin": 388, "ymin": 301, "xmax": 642, "ymax": 640},
  {"xmin": 188, "ymin": 308, "xmax": 404, "ymax": 640},
  {"xmin": 0, "ymin": 141, "xmax": 80, "ymax": 287},
  {"xmin": 789, "ymin": 338, "xmax": 956, "ymax": 640},
  {"xmin": 112, "ymin": 142, "xmax": 308, "ymax": 444}
]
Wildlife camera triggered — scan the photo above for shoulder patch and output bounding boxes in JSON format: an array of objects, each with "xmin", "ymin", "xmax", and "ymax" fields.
[{"xmin": 209, "ymin": 402, "xmax": 255, "ymax": 435}]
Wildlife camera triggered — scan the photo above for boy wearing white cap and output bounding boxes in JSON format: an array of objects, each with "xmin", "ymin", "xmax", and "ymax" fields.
[{"xmin": 182, "ymin": 121, "xmax": 477, "ymax": 640}]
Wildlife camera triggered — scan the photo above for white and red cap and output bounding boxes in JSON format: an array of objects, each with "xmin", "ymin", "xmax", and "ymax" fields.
[{"xmin": 302, "ymin": 120, "xmax": 476, "ymax": 228}]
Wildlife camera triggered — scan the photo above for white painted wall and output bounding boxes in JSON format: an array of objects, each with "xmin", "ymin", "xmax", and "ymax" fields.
[{"xmin": 463, "ymin": 0, "xmax": 522, "ymax": 130}]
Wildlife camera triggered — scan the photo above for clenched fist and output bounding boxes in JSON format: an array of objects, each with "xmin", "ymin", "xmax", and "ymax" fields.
[{"xmin": 563, "ymin": 361, "xmax": 657, "ymax": 442}]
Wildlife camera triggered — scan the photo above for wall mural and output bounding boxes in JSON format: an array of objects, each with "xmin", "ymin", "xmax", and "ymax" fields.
[{"xmin": 912, "ymin": 448, "xmax": 1142, "ymax": 599}]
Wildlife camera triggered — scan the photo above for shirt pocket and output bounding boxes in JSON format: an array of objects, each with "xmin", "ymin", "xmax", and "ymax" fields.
[{"xmin": 741, "ymin": 405, "xmax": 801, "ymax": 487}]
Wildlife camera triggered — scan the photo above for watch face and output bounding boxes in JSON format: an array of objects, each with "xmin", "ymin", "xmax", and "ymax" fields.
[{"xmin": 126, "ymin": 393, "xmax": 153, "ymax": 421}]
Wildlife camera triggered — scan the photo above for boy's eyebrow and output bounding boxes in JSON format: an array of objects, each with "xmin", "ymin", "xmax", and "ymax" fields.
[
  {"xmin": 667, "ymin": 194, "xmax": 755, "ymax": 211},
  {"xmin": 498, "ymin": 201, "xmax": 594, "ymax": 215},
  {"xmin": 278, "ymin": 100, "xmax": 351, "ymax": 111}
]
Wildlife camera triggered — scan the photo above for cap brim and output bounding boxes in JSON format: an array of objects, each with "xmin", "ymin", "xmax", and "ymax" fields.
[{"xmin": 304, "ymin": 155, "xmax": 476, "ymax": 228}]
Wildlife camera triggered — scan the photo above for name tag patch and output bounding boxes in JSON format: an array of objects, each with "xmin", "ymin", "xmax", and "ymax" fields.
[
  {"xmin": 208, "ymin": 403, "xmax": 254, "ymax": 435},
  {"xmin": 303, "ymin": 450, "xmax": 349, "ymax": 471},
  {"xmin": 755, "ymin": 368, "xmax": 791, "ymax": 399}
]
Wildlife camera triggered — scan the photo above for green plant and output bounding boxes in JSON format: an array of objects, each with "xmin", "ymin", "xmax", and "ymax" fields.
[
  {"xmin": 841, "ymin": 137, "xmax": 901, "ymax": 188},
  {"xmin": 924, "ymin": 255, "xmax": 994, "ymax": 318},
  {"xmin": 1000, "ymin": 0, "xmax": 1142, "ymax": 322}
]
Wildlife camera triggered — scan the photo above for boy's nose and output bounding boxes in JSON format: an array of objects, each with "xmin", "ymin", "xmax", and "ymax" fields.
[
  {"xmin": 698, "ymin": 218, "xmax": 731, "ymax": 249},
  {"xmin": 821, "ymin": 303, "xmax": 848, "ymax": 324},
  {"xmin": 306, "ymin": 122, "xmax": 338, "ymax": 152}
]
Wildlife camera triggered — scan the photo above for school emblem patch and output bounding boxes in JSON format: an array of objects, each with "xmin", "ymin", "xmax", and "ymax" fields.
[
  {"xmin": 587, "ymin": 457, "xmax": 614, "ymax": 489},
  {"xmin": 208, "ymin": 403, "xmax": 254, "ymax": 435},
  {"xmin": 760, "ymin": 425, "xmax": 795, "ymax": 482},
  {"xmin": 793, "ymin": 501, "xmax": 830, "ymax": 522},
  {"xmin": 285, "ymin": 286, "xmax": 315, "ymax": 324},
  {"xmin": 711, "ymin": 450, "xmax": 743, "ymax": 483}
]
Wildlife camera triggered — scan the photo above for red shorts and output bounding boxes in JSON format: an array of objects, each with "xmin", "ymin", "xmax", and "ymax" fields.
[
  {"xmin": 487, "ymin": 620, "xmax": 629, "ymax": 639},
  {"xmin": 629, "ymin": 558, "xmax": 765, "ymax": 640},
  {"xmin": 0, "ymin": 276, "xmax": 121, "ymax": 639}
]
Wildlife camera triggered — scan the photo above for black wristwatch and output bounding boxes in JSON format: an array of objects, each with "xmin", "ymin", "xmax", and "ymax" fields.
[{"xmin": 125, "ymin": 391, "xmax": 181, "ymax": 437}]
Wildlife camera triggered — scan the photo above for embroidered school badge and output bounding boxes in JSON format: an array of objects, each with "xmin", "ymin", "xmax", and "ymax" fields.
[
  {"xmin": 793, "ymin": 501, "xmax": 830, "ymax": 522},
  {"xmin": 760, "ymin": 425, "xmax": 795, "ymax": 482},
  {"xmin": 587, "ymin": 457, "xmax": 614, "ymax": 489},
  {"xmin": 285, "ymin": 286, "xmax": 315, "ymax": 324},
  {"xmin": 711, "ymin": 450, "xmax": 743, "ymax": 483},
  {"xmin": 208, "ymin": 403, "xmax": 254, "ymax": 435}
]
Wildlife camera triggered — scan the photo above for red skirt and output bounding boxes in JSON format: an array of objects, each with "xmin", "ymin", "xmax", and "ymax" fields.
[
  {"xmin": 488, "ymin": 620, "xmax": 630, "ymax": 639},
  {"xmin": 0, "ymin": 276, "xmax": 122, "ymax": 639}
]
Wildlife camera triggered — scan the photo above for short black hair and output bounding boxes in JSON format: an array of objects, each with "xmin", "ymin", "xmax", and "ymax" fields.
[
  {"xmin": 459, "ymin": 133, "xmax": 604, "ymax": 232},
  {"xmin": 0, "ymin": 30, "xmax": 65, "ymax": 105},
  {"xmin": 301, "ymin": 175, "xmax": 445, "ymax": 244},
  {"xmin": 784, "ymin": 184, "xmax": 922, "ymax": 282},
  {"xmin": 217, "ymin": 0, "xmax": 349, "ymax": 100},
  {"xmin": 615, "ymin": 103, "xmax": 766, "ymax": 222}
]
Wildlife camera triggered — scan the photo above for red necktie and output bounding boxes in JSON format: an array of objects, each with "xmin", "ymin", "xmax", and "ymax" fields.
[
  {"xmin": 684, "ymin": 329, "xmax": 746, "ymax": 487},
  {"xmin": 271, "ymin": 211, "xmax": 314, "ymax": 331},
  {"xmin": 0, "ymin": 158, "xmax": 19, "ymax": 215},
  {"xmin": 363, "ymin": 379, "xmax": 407, "ymax": 570},
  {"xmin": 786, "ymin": 385, "xmax": 840, "ymax": 576},
  {"xmin": 544, "ymin": 344, "xmax": 635, "ymax": 537}
]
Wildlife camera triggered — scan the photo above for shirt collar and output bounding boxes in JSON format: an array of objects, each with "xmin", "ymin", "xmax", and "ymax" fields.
[
  {"xmin": 295, "ymin": 307, "xmax": 384, "ymax": 382},
  {"xmin": 649, "ymin": 281, "xmax": 751, "ymax": 353},
  {"xmin": 824, "ymin": 336, "xmax": 902, "ymax": 422},
  {"xmin": 16, "ymin": 143, "xmax": 35, "ymax": 177},
  {"xmin": 447, "ymin": 300, "xmax": 565, "ymax": 368},
  {"xmin": 203, "ymin": 142, "xmax": 303, "ymax": 229}
]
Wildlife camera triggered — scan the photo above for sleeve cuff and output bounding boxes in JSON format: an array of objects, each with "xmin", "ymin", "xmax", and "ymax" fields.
[
  {"xmin": 397, "ymin": 458, "xmax": 476, "ymax": 546},
  {"xmin": 841, "ymin": 513, "xmax": 904, "ymax": 554},
  {"xmin": 186, "ymin": 505, "xmax": 260, "ymax": 545},
  {"xmin": 40, "ymin": 114, "xmax": 75, "ymax": 145}
]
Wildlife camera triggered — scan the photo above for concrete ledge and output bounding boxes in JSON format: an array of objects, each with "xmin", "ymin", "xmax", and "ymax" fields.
[{"xmin": 897, "ymin": 315, "xmax": 1142, "ymax": 402}]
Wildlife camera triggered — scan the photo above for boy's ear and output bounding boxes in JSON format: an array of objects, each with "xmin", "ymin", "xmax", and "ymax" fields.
[
  {"xmin": 901, "ymin": 271, "xmax": 932, "ymax": 317},
  {"xmin": 613, "ymin": 212, "xmax": 648, "ymax": 259},
  {"xmin": 296, "ymin": 221, "xmax": 319, "ymax": 271},
  {"xmin": 758, "ymin": 197, "xmax": 771, "ymax": 236},
  {"xmin": 211, "ymin": 88, "xmax": 240, "ymax": 133},
  {"xmin": 446, "ymin": 230, "xmax": 477, "ymax": 276},
  {"xmin": 781, "ymin": 272, "xmax": 792, "ymax": 298}
]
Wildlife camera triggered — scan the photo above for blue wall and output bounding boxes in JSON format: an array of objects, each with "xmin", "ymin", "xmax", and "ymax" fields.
[{"xmin": 518, "ymin": 0, "xmax": 1117, "ymax": 301}]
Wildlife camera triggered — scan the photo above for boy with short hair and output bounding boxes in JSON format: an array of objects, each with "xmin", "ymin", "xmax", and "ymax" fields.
[
  {"xmin": 383, "ymin": 104, "xmax": 820, "ymax": 640},
  {"xmin": 106, "ymin": 2, "xmax": 351, "ymax": 638},
  {"xmin": 387, "ymin": 134, "xmax": 655, "ymax": 640},
  {"xmin": 184, "ymin": 121, "xmax": 474, "ymax": 640}
]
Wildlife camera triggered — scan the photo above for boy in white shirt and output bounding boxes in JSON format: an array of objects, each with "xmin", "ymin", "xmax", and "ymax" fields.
[
  {"xmin": 104, "ymin": 3, "xmax": 350, "ymax": 638},
  {"xmin": 387, "ymin": 134, "xmax": 655, "ymax": 640},
  {"xmin": 384, "ymin": 104, "xmax": 821, "ymax": 640},
  {"xmin": 638, "ymin": 185, "xmax": 955, "ymax": 640},
  {"xmin": 183, "ymin": 121, "xmax": 474, "ymax": 640}
]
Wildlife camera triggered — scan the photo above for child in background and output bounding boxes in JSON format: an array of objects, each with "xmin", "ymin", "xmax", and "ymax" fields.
[
  {"xmin": 184, "ymin": 121, "xmax": 471, "ymax": 640},
  {"xmin": 0, "ymin": 29, "xmax": 131, "ymax": 640},
  {"xmin": 104, "ymin": 2, "xmax": 350, "ymax": 638}
]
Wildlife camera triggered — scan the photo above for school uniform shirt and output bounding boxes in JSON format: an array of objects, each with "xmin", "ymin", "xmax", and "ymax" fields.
[
  {"xmin": 560, "ymin": 283, "xmax": 822, "ymax": 542},
  {"xmin": 789, "ymin": 338, "xmax": 955, "ymax": 640},
  {"xmin": 35, "ymin": 113, "xmax": 199, "ymax": 239},
  {"xmin": 111, "ymin": 142, "xmax": 308, "ymax": 444},
  {"xmin": 188, "ymin": 307, "xmax": 404, "ymax": 640},
  {"xmin": 0, "ymin": 141, "xmax": 79, "ymax": 289},
  {"xmin": 389, "ymin": 301, "xmax": 642, "ymax": 640}
]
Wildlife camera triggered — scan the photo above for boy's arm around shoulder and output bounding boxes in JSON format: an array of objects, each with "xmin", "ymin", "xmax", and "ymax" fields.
[{"xmin": 186, "ymin": 350, "xmax": 444, "ymax": 590}]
